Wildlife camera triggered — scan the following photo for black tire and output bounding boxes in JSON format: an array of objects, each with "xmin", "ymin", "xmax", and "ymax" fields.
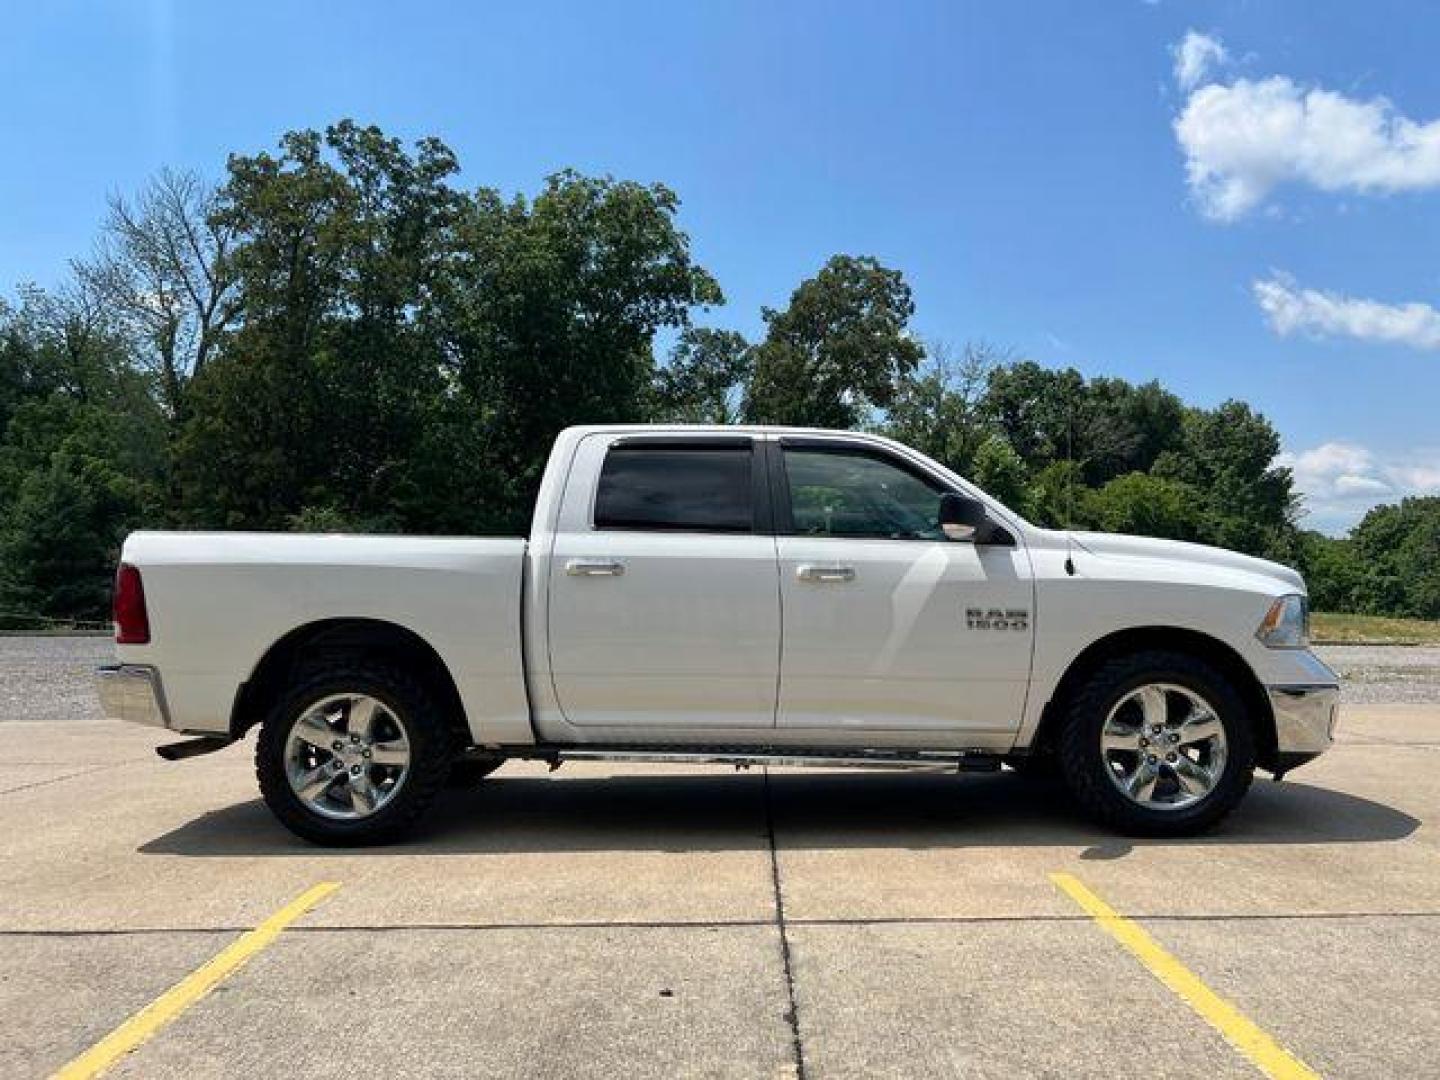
[
  {"xmin": 1057, "ymin": 650, "xmax": 1255, "ymax": 836},
  {"xmin": 256, "ymin": 661, "xmax": 455, "ymax": 846},
  {"xmin": 447, "ymin": 756, "xmax": 504, "ymax": 787}
]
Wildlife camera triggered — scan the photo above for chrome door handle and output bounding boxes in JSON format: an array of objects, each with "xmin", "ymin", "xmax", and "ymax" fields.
[
  {"xmin": 797, "ymin": 564, "xmax": 856, "ymax": 583},
  {"xmin": 566, "ymin": 559, "xmax": 625, "ymax": 577}
]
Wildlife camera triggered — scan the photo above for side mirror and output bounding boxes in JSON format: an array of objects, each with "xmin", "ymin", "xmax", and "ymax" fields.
[{"xmin": 939, "ymin": 492, "xmax": 987, "ymax": 542}]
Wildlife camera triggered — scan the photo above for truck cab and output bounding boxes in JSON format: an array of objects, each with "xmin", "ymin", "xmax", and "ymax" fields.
[{"xmin": 532, "ymin": 428, "xmax": 1033, "ymax": 745}]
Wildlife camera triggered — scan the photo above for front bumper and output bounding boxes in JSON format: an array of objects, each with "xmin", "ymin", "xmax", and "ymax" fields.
[
  {"xmin": 96, "ymin": 664, "xmax": 171, "ymax": 729},
  {"xmin": 1266, "ymin": 682, "xmax": 1340, "ymax": 774}
]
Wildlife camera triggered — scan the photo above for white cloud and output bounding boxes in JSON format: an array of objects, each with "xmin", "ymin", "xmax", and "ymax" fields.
[
  {"xmin": 1173, "ymin": 42, "xmax": 1440, "ymax": 220},
  {"xmin": 1279, "ymin": 441, "xmax": 1440, "ymax": 533},
  {"xmin": 1254, "ymin": 273, "xmax": 1440, "ymax": 350},
  {"xmin": 1333, "ymin": 474, "xmax": 1392, "ymax": 496},
  {"xmin": 1392, "ymin": 463, "xmax": 1440, "ymax": 490},
  {"xmin": 1173, "ymin": 31, "xmax": 1228, "ymax": 92}
]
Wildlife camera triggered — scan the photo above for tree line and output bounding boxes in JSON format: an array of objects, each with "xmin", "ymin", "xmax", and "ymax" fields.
[{"xmin": 1, "ymin": 121, "xmax": 1434, "ymax": 624}]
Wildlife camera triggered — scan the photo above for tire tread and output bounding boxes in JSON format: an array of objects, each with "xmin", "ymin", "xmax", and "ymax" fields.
[
  {"xmin": 255, "ymin": 660, "xmax": 455, "ymax": 846},
  {"xmin": 1058, "ymin": 649, "xmax": 1255, "ymax": 836}
]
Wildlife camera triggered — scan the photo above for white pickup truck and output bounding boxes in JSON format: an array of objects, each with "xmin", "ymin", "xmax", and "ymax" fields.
[{"xmin": 97, "ymin": 425, "xmax": 1339, "ymax": 844}]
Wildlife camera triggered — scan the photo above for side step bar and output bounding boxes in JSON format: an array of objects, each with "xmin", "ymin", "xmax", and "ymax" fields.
[{"xmin": 474, "ymin": 745, "xmax": 1004, "ymax": 773}]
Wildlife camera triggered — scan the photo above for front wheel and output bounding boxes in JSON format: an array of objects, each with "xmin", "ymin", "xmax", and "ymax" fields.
[
  {"xmin": 256, "ymin": 662, "xmax": 455, "ymax": 845},
  {"xmin": 1057, "ymin": 650, "xmax": 1255, "ymax": 836}
]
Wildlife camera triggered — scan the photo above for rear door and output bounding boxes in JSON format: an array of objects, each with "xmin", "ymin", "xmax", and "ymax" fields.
[
  {"xmin": 546, "ymin": 434, "xmax": 781, "ymax": 731},
  {"xmin": 771, "ymin": 438, "xmax": 1033, "ymax": 742}
]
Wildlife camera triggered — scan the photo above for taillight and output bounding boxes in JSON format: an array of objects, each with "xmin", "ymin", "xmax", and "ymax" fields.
[{"xmin": 113, "ymin": 563, "xmax": 150, "ymax": 644}]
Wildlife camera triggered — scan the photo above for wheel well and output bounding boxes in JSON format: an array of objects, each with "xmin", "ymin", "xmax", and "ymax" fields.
[
  {"xmin": 1028, "ymin": 626, "xmax": 1277, "ymax": 770},
  {"xmin": 230, "ymin": 619, "xmax": 471, "ymax": 746}
]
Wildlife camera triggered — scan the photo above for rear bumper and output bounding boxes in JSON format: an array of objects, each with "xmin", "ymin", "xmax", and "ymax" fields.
[
  {"xmin": 1266, "ymin": 682, "xmax": 1340, "ymax": 772},
  {"xmin": 96, "ymin": 664, "xmax": 171, "ymax": 729}
]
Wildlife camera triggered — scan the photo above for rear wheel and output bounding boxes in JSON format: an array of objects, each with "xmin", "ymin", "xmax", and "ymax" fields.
[
  {"xmin": 1058, "ymin": 650, "xmax": 1255, "ymax": 836},
  {"xmin": 256, "ymin": 662, "xmax": 454, "ymax": 845}
]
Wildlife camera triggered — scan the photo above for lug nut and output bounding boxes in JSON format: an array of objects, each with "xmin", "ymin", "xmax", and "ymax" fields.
[
  {"xmin": 1139, "ymin": 737, "xmax": 1149, "ymax": 748},
  {"xmin": 331, "ymin": 740, "xmax": 343, "ymax": 751},
  {"xmin": 1167, "ymin": 753, "xmax": 1177, "ymax": 763},
  {"xmin": 362, "ymin": 749, "xmax": 372, "ymax": 759},
  {"xmin": 1170, "ymin": 733, "xmax": 1180, "ymax": 743},
  {"xmin": 350, "ymin": 764, "xmax": 362, "ymax": 776}
]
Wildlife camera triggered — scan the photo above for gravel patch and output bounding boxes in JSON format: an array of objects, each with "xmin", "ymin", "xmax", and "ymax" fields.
[
  {"xmin": 0, "ymin": 638, "xmax": 1434, "ymax": 725},
  {"xmin": 1314, "ymin": 645, "xmax": 1440, "ymax": 705},
  {"xmin": 0, "ymin": 637, "xmax": 113, "ymax": 723}
]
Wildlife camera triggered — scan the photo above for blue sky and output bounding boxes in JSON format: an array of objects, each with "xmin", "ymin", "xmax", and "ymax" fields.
[{"xmin": 3, "ymin": 1, "xmax": 1438, "ymax": 533}]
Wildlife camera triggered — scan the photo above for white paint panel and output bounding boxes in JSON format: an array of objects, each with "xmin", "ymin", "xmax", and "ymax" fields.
[
  {"xmin": 775, "ymin": 537, "xmax": 1033, "ymax": 734},
  {"xmin": 547, "ymin": 530, "xmax": 781, "ymax": 728},
  {"xmin": 116, "ymin": 532, "xmax": 531, "ymax": 743}
]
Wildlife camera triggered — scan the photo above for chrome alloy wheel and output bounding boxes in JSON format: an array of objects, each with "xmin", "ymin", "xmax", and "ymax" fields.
[
  {"xmin": 283, "ymin": 694, "xmax": 411, "ymax": 820},
  {"xmin": 1100, "ymin": 683, "xmax": 1228, "ymax": 810}
]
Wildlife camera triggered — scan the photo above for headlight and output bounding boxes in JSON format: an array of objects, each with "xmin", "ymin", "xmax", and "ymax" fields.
[{"xmin": 1256, "ymin": 594, "xmax": 1309, "ymax": 649}]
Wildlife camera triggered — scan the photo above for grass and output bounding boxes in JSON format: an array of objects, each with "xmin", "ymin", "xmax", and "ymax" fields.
[{"xmin": 1312, "ymin": 611, "xmax": 1440, "ymax": 646}]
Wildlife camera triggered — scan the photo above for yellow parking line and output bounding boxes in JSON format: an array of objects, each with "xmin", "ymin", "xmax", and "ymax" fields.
[
  {"xmin": 1050, "ymin": 873, "xmax": 1318, "ymax": 1080},
  {"xmin": 51, "ymin": 882, "xmax": 341, "ymax": 1080}
]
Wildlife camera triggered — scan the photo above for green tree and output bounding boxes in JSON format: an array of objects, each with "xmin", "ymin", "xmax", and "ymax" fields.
[
  {"xmin": 1153, "ymin": 401, "xmax": 1297, "ymax": 560},
  {"xmin": 1350, "ymin": 497, "xmax": 1440, "ymax": 618},
  {"xmin": 175, "ymin": 122, "xmax": 465, "ymax": 530},
  {"xmin": 981, "ymin": 362, "xmax": 1184, "ymax": 485},
  {"xmin": 0, "ymin": 287, "xmax": 165, "ymax": 621},
  {"xmin": 883, "ymin": 340, "xmax": 1001, "ymax": 477},
  {"xmin": 0, "ymin": 298, "xmax": 42, "ymax": 431},
  {"xmin": 1297, "ymin": 531, "xmax": 1369, "ymax": 614},
  {"xmin": 1026, "ymin": 459, "xmax": 1087, "ymax": 529},
  {"xmin": 1084, "ymin": 472, "xmax": 1204, "ymax": 542},
  {"xmin": 438, "ymin": 168, "xmax": 723, "ymax": 530},
  {"xmin": 1083, "ymin": 377, "xmax": 1186, "ymax": 482},
  {"xmin": 0, "ymin": 450, "xmax": 151, "ymax": 620},
  {"xmin": 969, "ymin": 433, "xmax": 1030, "ymax": 512},
  {"xmin": 745, "ymin": 255, "xmax": 922, "ymax": 428},
  {"xmin": 650, "ymin": 328, "xmax": 751, "ymax": 423}
]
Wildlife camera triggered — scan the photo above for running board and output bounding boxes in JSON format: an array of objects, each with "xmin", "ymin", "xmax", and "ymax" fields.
[{"xmin": 480, "ymin": 745, "xmax": 1004, "ymax": 773}]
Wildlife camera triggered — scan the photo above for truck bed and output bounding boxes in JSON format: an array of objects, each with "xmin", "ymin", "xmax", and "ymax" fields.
[{"xmin": 117, "ymin": 531, "xmax": 533, "ymax": 743}]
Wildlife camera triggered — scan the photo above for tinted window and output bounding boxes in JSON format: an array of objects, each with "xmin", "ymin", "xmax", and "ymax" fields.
[
  {"xmin": 783, "ymin": 448, "xmax": 946, "ymax": 540},
  {"xmin": 595, "ymin": 444, "xmax": 754, "ymax": 532}
]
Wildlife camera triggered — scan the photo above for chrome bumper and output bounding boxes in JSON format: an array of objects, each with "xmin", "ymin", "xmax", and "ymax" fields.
[
  {"xmin": 95, "ymin": 665, "xmax": 171, "ymax": 729},
  {"xmin": 1268, "ymin": 682, "xmax": 1340, "ymax": 757}
]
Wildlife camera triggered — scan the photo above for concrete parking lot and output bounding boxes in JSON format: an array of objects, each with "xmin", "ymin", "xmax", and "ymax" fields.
[{"xmin": 2, "ymin": 638, "xmax": 1438, "ymax": 1078}]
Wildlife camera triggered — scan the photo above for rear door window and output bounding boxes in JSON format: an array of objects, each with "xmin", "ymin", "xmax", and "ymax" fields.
[{"xmin": 594, "ymin": 443, "xmax": 755, "ymax": 533}]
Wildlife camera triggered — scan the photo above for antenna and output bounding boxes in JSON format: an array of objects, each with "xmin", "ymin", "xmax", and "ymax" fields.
[
  {"xmin": 1064, "ymin": 396, "xmax": 1076, "ymax": 576},
  {"xmin": 1067, "ymin": 395, "xmax": 1076, "ymax": 526}
]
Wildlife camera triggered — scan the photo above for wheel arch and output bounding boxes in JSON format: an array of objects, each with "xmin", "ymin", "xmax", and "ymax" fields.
[
  {"xmin": 230, "ymin": 618, "xmax": 470, "ymax": 746},
  {"xmin": 1028, "ymin": 626, "xmax": 1277, "ymax": 771}
]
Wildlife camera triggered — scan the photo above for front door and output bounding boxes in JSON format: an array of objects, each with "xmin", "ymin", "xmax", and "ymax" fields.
[
  {"xmin": 547, "ymin": 435, "xmax": 781, "ymax": 731},
  {"xmin": 772, "ymin": 440, "xmax": 1034, "ymax": 742}
]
